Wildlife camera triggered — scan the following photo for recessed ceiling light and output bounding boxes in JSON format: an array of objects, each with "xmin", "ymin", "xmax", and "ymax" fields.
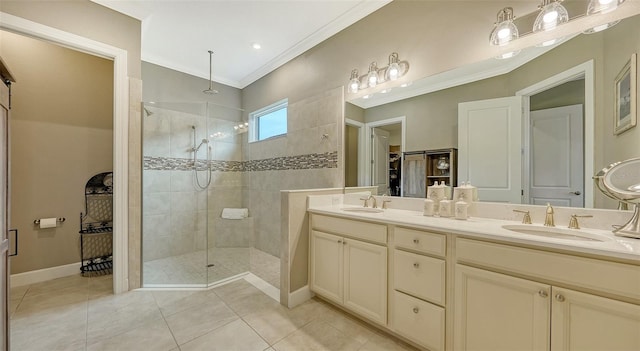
[{"xmin": 252, "ymin": 43, "xmax": 261, "ymax": 50}]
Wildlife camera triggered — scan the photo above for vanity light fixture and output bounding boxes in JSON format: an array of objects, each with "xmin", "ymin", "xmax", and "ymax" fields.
[
  {"xmin": 533, "ymin": 0, "xmax": 569, "ymax": 34},
  {"xmin": 490, "ymin": 7, "xmax": 519, "ymax": 47},
  {"xmin": 490, "ymin": 0, "xmax": 626, "ymax": 56},
  {"xmin": 583, "ymin": 0, "xmax": 626, "ymax": 33},
  {"xmin": 347, "ymin": 52, "xmax": 410, "ymax": 94}
]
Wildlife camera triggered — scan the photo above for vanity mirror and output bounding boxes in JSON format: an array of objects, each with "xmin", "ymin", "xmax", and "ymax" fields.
[{"xmin": 344, "ymin": 10, "xmax": 640, "ymax": 210}]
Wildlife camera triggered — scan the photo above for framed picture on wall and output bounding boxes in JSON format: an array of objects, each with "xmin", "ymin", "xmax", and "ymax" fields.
[{"xmin": 614, "ymin": 53, "xmax": 637, "ymax": 135}]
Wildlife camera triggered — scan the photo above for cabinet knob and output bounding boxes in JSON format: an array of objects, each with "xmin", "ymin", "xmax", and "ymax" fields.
[
  {"xmin": 538, "ymin": 290, "xmax": 548, "ymax": 298},
  {"xmin": 412, "ymin": 307, "xmax": 419, "ymax": 314},
  {"xmin": 413, "ymin": 262, "xmax": 420, "ymax": 268},
  {"xmin": 555, "ymin": 294, "xmax": 565, "ymax": 302},
  {"xmin": 413, "ymin": 239, "xmax": 420, "ymax": 244},
  {"xmin": 337, "ymin": 239, "xmax": 342, "ymax": 243}
]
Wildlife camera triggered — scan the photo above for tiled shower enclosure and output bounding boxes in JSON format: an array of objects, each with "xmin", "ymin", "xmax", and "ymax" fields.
[{"xmin": 142, "ymin": 102, "xmax": 265, "ymax": 287}]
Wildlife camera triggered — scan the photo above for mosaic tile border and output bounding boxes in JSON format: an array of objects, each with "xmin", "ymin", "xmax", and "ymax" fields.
[{"xmin": 143, "ymin": 151, "xmax": 337, "ymax": 172}]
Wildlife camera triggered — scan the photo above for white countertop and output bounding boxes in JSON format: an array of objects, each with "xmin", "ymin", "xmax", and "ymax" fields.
[{"xmin": 308, "ymin": 204, "xmax": 640, "ymax": 263}]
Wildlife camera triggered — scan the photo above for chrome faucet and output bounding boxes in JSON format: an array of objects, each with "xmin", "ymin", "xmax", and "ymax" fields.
[
  {"xmin": 544, "ymin": 203, "xmax": 555, "ymax": 227},
  {"xmin": 359, "ymin": 195, "xmax": 377, "ymax": 208}
]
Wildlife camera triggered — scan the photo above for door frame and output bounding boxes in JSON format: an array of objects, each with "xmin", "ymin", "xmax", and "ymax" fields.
[
  {"xmin": 345, "ymin": 119, "xmax": 367, "ymax": 187},
  {"xmin": 363, "ymin": 116, "xmax": 406, "ymax": 195},
  {"xmin": 516, "ymin": 60, "xmax": 594, "ymax": 208},
  {"xmin": 1, "ymin": 12, "xmax": 130, "ymax": 293}
]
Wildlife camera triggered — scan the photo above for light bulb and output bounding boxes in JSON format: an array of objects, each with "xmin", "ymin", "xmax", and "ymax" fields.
[
  {"xmin": 347, "ymin": 69, "xmax": 360, "ymax": 93},
  {"xmin": 366, "ymin": 62, "xmax": 379, "ymax": 88},
  {"xmin": 543, "ymin": 10, "xmax": 558, "ymax": 24},
  {"xmin": 533, "ymin": 1, "xmax": 568, "ymax": 33},
  {"xmin": 498, "ymin": 28, "xmax": 511, "ymax": 39},
  {"xmin": 385, "ymin": 53, "xmax": 402, "ymax": 81},
  {"xmin": 387, "ymin": 63, "xmax": 400, "ymax": 80},
  {"xmin": 368, "ymin": 72, "xmax": 378, "ymax": 87},
  {"xmin": 490, "ymin": 8, "xmax": 518, "ymax": 46}
]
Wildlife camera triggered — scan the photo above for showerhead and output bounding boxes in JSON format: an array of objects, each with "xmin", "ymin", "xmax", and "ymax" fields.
[
  {"xmin": 204, "ymin": 50, "xmax": 219, "ymax": 95},
  {"xmin": 193, "ymin": 138, "xmax": 210, "ymax": 152}
]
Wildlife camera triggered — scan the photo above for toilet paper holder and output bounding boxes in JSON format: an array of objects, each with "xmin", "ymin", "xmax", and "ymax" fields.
[{"xmin": 34, "ymin": 217, "xmax": 66, "ymax": 225}]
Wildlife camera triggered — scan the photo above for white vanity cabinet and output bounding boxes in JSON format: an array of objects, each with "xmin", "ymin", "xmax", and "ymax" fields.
[
  {"xmin": 309, "ymin": 215, "xmax": 388, "ymax": 325},
  {"xmin": 390, "ymin": 227, "xmax": 446, "ymax": 351},
  {"xmin": 454, "ymin": 238, "xmax": 640, "ymax": 351}
]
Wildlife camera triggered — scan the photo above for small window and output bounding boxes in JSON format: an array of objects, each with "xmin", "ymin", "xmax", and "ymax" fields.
[{"xmin": 249, "ymin": 99, "xmax": 288, "ymax": 142}]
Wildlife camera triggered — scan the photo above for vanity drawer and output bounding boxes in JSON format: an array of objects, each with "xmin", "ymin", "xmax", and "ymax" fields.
[
  {"xmin": 311, "ymin": 214, "xmax": 387, "ymax": 244},
  {"xmin": 392, "ymin": 290, "xmax": 445, "ymax": 351},
  {"xmin": 394, "ymin": 249, "xmax": 445, "ymax": 305},
  {"xmin": 456, "ymin": 238, "xmax": 640, "ymax": 301},
  {"xmin": 395, "ymin": 227, "xmax": 446, "ymax": 257}
]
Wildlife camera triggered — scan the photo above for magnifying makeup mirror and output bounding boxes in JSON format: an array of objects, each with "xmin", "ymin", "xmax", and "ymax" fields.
[{"xmin": 594, "ymin": 158, "xmax": 640, "ymax": 239}]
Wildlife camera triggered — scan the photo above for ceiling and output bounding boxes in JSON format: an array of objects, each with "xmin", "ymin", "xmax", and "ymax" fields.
[{"xmin": 91, "ymin": 0, "xmax": 391, "ymax": 89}]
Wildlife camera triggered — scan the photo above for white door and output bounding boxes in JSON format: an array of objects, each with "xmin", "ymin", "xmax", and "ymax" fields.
[
  {"xmin": 458, "ymin": 97, "xmax": 523, "ymax": 203},
  {"xmin": 371, "ymin": 128, "xmax": 390, "ymax": 194},
  {"xmin": 529, "ymin": 105, "xmax": 584, "ymax": 207}
]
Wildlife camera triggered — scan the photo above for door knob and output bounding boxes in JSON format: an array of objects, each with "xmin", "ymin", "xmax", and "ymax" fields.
[{"xmin": 569, "ymin": 191, "xmax": 581, "ymax": 195}]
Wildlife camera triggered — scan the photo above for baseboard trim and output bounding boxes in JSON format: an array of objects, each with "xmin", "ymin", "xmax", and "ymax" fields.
[
  {"xmin": 10, "ymin": 262, "xmax": 81, "ymax": 287},
  {"xmin": 288, "ymin": 285, "xmax": 313, "ymax": 308}
]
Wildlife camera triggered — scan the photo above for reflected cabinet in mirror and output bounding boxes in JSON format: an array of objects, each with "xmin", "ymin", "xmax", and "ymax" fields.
[{"xmin": 344, "ymin": 12, "xmax": 640, "ymax": 210}]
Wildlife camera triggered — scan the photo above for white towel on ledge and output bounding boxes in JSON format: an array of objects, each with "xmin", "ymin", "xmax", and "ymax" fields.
[{"xmin": 221, "ymin": 208, "xmax": 249, "ymax": 220}]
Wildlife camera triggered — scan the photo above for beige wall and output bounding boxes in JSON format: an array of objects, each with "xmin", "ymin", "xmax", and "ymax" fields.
[
  {"xmin": 530, "ymin": 80, "xmax": 585, "ymax": 111},
  {"xmin": 345, "ymin": 125, "xmax": 359, "ymax": 187},
  {"xmin": 241, "ymin": 1, "xmax": 532, "ymax": 123},
  {"xmin": 1, "ymin": 0, "xmax": 142, "ymax": 79},
  {"xmin": 1, "ymin": 1, "xmax": 142, "ymax": 287},
  {"xmin": 1, "ymin": 31, "xmax": 113, "ymax": 274}
]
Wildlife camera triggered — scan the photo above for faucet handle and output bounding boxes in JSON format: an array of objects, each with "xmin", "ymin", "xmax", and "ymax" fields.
[
  {"xmin": 359, "ymin": 196, "xmax": 369, "ymax": 207},
  {"xmin": 382, "ymin": 199, "xmax": 392, "ymax": 209},
  {"xmin": 513, "ymin": 210, "xmax": 532, "ymax": 224},
  {"xmin": 568, "ymin": 214, "xmax": 593, "ymax": 229}
]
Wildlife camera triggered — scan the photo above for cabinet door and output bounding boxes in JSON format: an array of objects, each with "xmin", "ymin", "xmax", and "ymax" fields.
[
  {"xmin": 309, "ymin": 230, "xmax": 343, "ymax": 304},
  {"xmin": 454, "ymin": 265, "xmax": 550, "ymax": 351},
  {"xmin": 344, "ymin": 238, "xmax": 387, "ymax": 325},
  {"xmin": 551, "ymin": 288, "xmax": 640, "ymax": 351}
]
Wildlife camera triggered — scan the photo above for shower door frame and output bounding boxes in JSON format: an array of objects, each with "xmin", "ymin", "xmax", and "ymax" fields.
[{"xmin": 0, "ymin": 12, "xmax": 130, "ymax": 293}]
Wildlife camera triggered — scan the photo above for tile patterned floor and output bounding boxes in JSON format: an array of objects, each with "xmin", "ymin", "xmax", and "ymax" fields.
[
  {"xmin": 143, "ymin": 248, "xmax": 280, "ymax": 288},
  {"xmin": 9, "ymin": 275, "xmax": 417, "ymax": 351}
]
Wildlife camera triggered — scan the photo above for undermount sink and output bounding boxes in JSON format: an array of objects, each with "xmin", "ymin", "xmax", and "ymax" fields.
[
  {"xmin": 501, "ymin": 225, "xmax": 611, "ymax": 242},
  {"xmin": 341, "ymin": 207, "xmax": 384, "ymax": 213}
]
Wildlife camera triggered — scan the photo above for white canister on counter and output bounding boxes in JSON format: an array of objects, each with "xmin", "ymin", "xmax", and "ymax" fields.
[
  {"xmin": 439, "ymin": 199, "xmax": 453, "ymax": 217},
  {"xmin": 455, "ymin": 200, "xmax": 468, "ymax": 220},
  {"xmin": 428, "ymin": 181, "xmax": 446, "ymax": 201},
  {"xmin": 423, "ymin": 198, "xmax": 435, "ymax": 216}
]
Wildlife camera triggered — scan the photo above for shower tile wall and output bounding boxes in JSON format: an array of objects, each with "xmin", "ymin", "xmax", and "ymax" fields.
[
  {"xmin": 143, "ymin": 106, "xmax": 244, "ymax": 265},
  {"xmin": 245, "ymin": 87, "xmax": 344, "ymax": 257}
]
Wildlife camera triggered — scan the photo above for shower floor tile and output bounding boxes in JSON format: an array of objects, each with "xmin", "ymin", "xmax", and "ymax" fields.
[{"xmin": 143, "ymin": 247, "xmax": 280, "ymax": 288}]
